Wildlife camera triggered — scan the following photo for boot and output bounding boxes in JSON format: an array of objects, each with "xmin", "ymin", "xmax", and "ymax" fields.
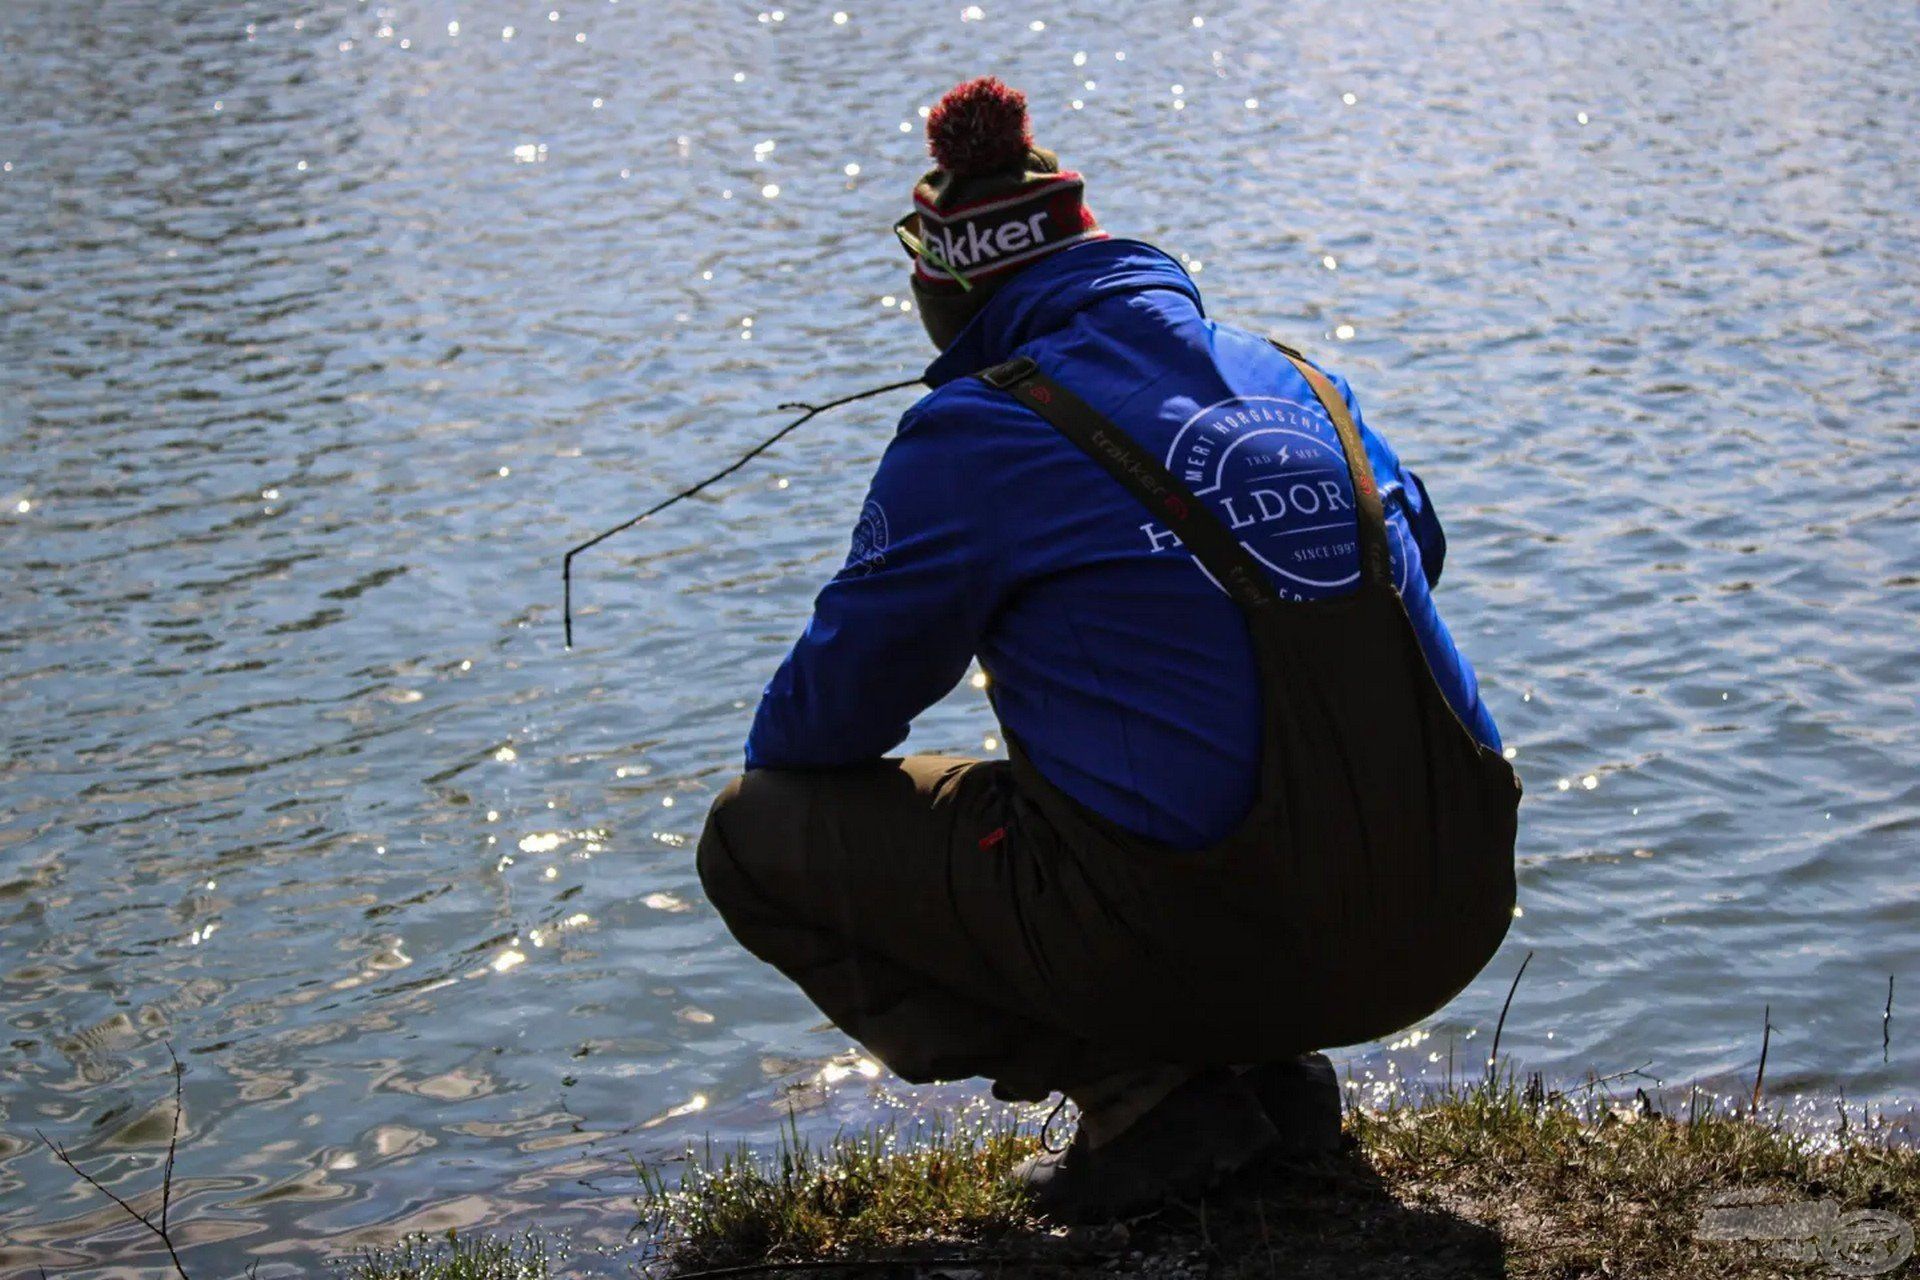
[
  {"xmin": 1239, "ymin": 1053, "xmax": 1344, "ymax": 1155},
  {"xmin": 1013, "ymin": 1067, "xmax": 1278, "ymax": 1222}
]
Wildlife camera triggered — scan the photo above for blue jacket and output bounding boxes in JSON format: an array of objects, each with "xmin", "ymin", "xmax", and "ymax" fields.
[{"xmin": 746, "ymin": 239, "xmax": 1500, "ymax": 850}]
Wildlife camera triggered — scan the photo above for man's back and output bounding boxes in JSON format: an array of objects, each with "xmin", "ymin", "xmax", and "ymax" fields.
[{"xmin": 747, "ymin": 238, "xmax": 1498, "ymax": 849}]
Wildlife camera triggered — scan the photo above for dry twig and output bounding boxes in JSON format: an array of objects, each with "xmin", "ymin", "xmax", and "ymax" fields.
[
  {"xmin": 37, "ymin": 1044, "xmax": 191, "ymax": 1280},
  {"xmin": 1487, "ymin": 949, "xmax": 1534, "ymax": 1083},
  {"xmin": 1886, "ymin": 975, "xmax": 1895, "ymax": 1064},
  {"xmin": 560, "ymin": 375, "xmax": 925, "ymax": 647}
]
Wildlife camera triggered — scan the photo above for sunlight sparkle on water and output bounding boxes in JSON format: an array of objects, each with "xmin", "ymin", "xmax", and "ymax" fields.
[
  {"xmin": 665, "ymin": 1093, "xmax": 708, "ymax": 1119},
  {"xmin": 820, "ymin": 1057, "xmax": 881, "ymax": 1084}
]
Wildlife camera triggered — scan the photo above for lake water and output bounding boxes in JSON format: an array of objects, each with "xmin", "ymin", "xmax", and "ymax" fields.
[{"xmin": 2, "ymin": 0, "xmax": 1916, "ymax": 1273}]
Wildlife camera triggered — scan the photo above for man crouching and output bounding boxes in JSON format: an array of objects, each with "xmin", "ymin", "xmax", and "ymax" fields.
[{"xmin": 698, "ymin": 77, "xmax": 1519, "ymax": 1220}]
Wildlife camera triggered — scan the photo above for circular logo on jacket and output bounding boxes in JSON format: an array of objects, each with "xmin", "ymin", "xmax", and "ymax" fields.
[
  {"xmin": 1152, "ymin": 396, "xmax": 1374, "ymax": 598},
  {"xmin": 843, "ymin": 499, "xmax": 890, "ymax": 577}
]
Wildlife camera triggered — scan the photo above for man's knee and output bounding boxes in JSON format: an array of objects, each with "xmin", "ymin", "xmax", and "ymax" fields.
[{"xmin": 696, "ymin": 769, "xmax": 808, "ymax": 914}]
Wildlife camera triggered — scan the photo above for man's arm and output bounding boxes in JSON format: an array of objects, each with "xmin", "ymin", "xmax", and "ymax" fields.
[
  {"xmin": 1395, "ymin": 468, "xmax": 1447, "ymax": 588},
  {"xmin": 745, "ymin": 404, "xmax": 993, "ymax": 769}
]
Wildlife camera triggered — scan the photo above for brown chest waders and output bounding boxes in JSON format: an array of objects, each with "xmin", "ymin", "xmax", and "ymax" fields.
[{"xmin": 974, "ymin": 344, "xmax": 1521, "ymax": 1061}]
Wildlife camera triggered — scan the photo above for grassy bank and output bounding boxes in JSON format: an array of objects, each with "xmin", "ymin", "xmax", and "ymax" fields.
[{"xmin": 348, "ymin": 1079, "xmax": 1920, "ymax": 1279}]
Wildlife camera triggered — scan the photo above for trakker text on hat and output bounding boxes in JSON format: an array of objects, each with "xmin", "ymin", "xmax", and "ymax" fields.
[{"xmin": 898, "ymin": 76, "xmax": 1105, "ymax": 350}]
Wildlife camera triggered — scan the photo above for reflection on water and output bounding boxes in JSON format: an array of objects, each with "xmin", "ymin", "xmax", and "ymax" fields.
[{"xmin": 1, "ymin": 0, "xmax": 1916, "ymax": 1274}]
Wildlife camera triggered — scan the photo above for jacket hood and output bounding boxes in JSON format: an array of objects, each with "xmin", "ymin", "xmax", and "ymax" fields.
[{"xmin": 923, "ymin": 238, "xmax": 1205, "ymax": 388}]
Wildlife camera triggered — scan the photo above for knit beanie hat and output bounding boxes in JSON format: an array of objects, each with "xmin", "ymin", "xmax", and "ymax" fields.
[{"xmin": 903, "ymin": 77, "xmax": 1106, "ymax": 350}]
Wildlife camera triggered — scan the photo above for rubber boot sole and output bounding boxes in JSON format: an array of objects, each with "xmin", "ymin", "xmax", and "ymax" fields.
[
  {"xmin": 1016, "ymin": 1068, "xmax": 1280, "ymax": 1222},
  {"xmin": 1241, "ymin": 1053, "xmax": 1345, "ymax": 1156}
]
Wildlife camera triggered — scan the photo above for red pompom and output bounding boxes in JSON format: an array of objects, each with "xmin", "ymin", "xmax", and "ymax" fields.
[{"xmin": 926, "ymin": 77, "xmax": 1032, "ymax": 177}]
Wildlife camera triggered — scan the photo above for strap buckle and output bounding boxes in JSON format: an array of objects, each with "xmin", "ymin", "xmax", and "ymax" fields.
[{"xmin": 977, "ymin": 355, "xmax": 1038, "ymax": 390}]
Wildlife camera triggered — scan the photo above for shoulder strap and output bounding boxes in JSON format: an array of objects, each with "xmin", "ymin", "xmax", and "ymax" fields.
[
  {"xmin": 977, "ymin": 356, "xmax": 1282, "ymax": 613},
  {"xmin": 1265, "ymin": 340, "xmax": 1394, "ymax": 590},
  {"xmin": 976, "ymin": 344, "xmax": 1395, "ymax": 599}
]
